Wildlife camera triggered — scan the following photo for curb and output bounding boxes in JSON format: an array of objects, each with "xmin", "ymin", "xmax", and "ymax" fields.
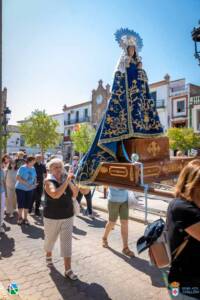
[
  {"xmin": 82, "ymin": 201, "xmax": 162, "ymax": 225},
  {"xmin": 92, "ymin": 203, "xmax": 147, "ymax": 224}
]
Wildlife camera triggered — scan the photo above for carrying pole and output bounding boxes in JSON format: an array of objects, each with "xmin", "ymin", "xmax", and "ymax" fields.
[{"xmin": 132, "ymin": 161, "xmax": 149, "ymax": 224}]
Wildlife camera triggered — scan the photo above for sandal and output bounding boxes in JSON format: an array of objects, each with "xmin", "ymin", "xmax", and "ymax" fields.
[
  {"xmin": 24, "ymin": 219, "xmax": 30, "ymax": 225},
  {"xmin": 17, "ymin": 218, "xmax": 23, "ymax": 225},
  {"xmin": 102, "ymin": 238, "xmax": 109, "ymax": 248},
  {"xmin": 122, "ymin": 247, "xmax": 135, "ymax": 257},
  {"xmin": 65, "ymin": 269, "xmax": 78, "ymax": 281},
  {"xmin": 46, "ymin": 256, "xmax": 53, "ymax": 267}
]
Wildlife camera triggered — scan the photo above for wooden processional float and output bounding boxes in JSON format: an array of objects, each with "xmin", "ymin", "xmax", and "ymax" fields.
[{"xmin": 94, "ymin": 137, "xmax": 197, "ymax": 198}]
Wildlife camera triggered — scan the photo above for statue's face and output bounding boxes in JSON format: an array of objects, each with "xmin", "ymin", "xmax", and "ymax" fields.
[{"xmin": 127, "ymin": 46, "xmax": 135, "ymax": 57}]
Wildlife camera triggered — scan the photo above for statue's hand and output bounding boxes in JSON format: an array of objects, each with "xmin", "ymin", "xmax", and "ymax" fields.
[{"xmin": 125, "ymin": 56, "xmax": 131, "ymax": 67}]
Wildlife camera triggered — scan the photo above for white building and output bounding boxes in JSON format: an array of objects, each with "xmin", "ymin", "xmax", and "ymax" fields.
[
  {"xmin": 62, "ymin": 101, "xmax": 92, "ymax": 160},
  {"xmin": 7, "ymin": 113, "xmax": 65, "ymax": 155},
  {"xmin": 169, "ymin": 78, "xmax": 189, "ymax": 128},
  {"xmin": 149, "ymin": 74, "xmax": 170, "ymax": 131},
  {"xmin": 51, "ymin": 113, "xmax": 64, "ymax": 134},
  {"xmin": 189, "ymin": 84, "xmax": 200, "ymax": 132},
  {"xmin": 149, "ymin": 75, "xmax": 200, "ymax": 131},
  {"xmin": 190, "ymin": 96, "xmax": 200, "ymax": 132},
  {"xmin": 7, "ymin": 125, "xmax": 40, "ymax": 155},
  {"xmin": 62, "ymin": 80, "xmax": 110, "ymax": 160},
  {"xmin": 7, "ymin": 125, "xmax": 23, "ymax": 154}
]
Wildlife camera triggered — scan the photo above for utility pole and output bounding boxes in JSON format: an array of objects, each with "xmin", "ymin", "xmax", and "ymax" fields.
[
  {"xmin": 0, "ymin": 0, "xmax": 3, "ymax": 233},
  {"xmin": 0, "ymin": 0, "xmax": 2, "ymax": 154}
]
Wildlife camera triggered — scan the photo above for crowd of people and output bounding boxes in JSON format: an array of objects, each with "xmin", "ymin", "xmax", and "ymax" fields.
[
  {"xmin": 0, "ymin": 151, "xmax": 135, "ymax": 279},
  {"xmin": 0, "ymin": 151, "xmax": 98, "ymax": 279},
  {"xmin": 1, "ymin": 151, "xmax": 200, "ymax": 298},
  {"xmin": 0, "ymin": 152, "xmax": 96, "ymax": 228},
  {"xmin": 0, "ymin": 152, "xmax": 46, "ymax": 228}
]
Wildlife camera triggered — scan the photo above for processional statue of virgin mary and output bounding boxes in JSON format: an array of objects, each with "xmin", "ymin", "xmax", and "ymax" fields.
[{"xmin": 76, "ymin": 28, "xmax": 163, "ymax": 184}]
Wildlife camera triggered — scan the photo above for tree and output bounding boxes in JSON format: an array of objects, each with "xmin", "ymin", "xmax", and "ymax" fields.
[
  {"xmin": 19, "ymin": 110, "xmax": 60, "ymax": 155},
  {"xmin": 71, "ymin": 123, "xmax": 96, "ymax": 155},
  {"xmin": 167, "ymin": 127, "xmax": 200, "ymax": 153}
]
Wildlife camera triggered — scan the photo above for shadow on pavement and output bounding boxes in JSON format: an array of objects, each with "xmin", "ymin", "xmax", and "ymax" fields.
[
  {"xmin": 73, "ymin": 225, "xmax": 87, "ymax": 236},
  {"xmin": 4, "ymin": 212, "xmax": 18, "ymax": 225},
  {"xmin": 0, "ymin": 233, "xmax": 15, "ymax": 258},
  {"xmin": 49, "ymin": 266, "xmax": 112, "ymax": 300},
  {"xmin": 77, "ymin": 215, "xmax": 107, "ymax": 228},
  {"xmin": 20, "ymin": 224, "xmax": 44, "ymax": 240},
  {"xmin": 108, "ymin": 247, "xmax": 165, "ymax": 288},
  {"xmin": 30, "ymin": 214, "xmax": 44, "ymax": 227}
]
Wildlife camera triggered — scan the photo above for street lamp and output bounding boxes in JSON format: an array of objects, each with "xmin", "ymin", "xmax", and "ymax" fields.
[
  {"xmin": 3, "ymin": 106, "xmax": 11, "ymax": 122},
  {"xmin": 192, "ymin": 20, "xmax": 200, "ymax": 66},
  {"xmin": 1, "ymin": 106, "xmax": 11, "ymax": 136}
]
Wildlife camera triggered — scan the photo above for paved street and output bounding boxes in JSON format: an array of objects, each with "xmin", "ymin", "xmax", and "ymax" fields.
[{"xmin": 0, "ymin": 206, "xmax": 169, "ymax": 300}]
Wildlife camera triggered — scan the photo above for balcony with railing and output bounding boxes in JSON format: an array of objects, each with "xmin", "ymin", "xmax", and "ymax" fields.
[
  {"xmin": 190, "ymin": 95, "xmax": 200, "ymax": 105},
  {"xmin": 64, "ymin": 116, "xmax": 91, "ymax": 126},
  {"xmin": 170, "ymin": 87, "xmax": 188, "ymax": 97},
  {"xmin": 156, "ymin": 99, "xmax": 165, "ymax": 108}
]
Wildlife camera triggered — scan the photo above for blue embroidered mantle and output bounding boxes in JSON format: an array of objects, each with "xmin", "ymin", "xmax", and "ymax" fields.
[{"xmin": 76, "ymin": 61, "xmax": 163, "ymax": 184}]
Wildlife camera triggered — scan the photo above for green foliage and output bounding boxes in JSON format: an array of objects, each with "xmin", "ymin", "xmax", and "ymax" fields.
[
  {"xmin": 71, "ymin": 124, "xmax": 96, "ymax": 154},
  {"xmin": 167, "ymin": 127, "xmax": 200, "ymax": 152},
  {"xmin": 19, "ymin": 110, "xmax": 60, "ymax": 154}
]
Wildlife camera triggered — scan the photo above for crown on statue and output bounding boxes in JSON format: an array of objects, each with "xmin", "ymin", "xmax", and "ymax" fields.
[{"xmin": 114, "ymin": 28, "xmax": 143, "ymax": 52}]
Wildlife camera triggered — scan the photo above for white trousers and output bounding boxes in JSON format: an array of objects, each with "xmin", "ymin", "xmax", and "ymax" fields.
[
  {"xmin": 6, "ymin": 188, "xmax": 17, "ymax": 214},
  {"xmin": 44, "ymin": 217, "xmax": 74, "ymax": 257},
  {"xmin": 0, "ymin": 192, "xmax": 5, "ymax": 226}
]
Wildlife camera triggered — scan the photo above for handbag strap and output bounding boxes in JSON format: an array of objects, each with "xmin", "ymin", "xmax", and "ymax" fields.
[{"xmin": 172, "ymin": 235, "xmax": 189, "ymax": 261}]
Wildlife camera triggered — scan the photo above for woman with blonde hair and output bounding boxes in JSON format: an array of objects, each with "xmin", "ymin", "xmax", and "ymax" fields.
[
  {"xmin": 166, "ymin": 159, "xmax": 200, "ymax": 299},
  {"xmin": 43, "ymin": 158, "xmax": 78, "ymax": 280}
]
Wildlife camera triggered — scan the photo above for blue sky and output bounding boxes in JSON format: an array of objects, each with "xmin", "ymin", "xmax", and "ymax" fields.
[{"xmin": 3, "ymin": 0, "xmax": 200, "ymax": 124}]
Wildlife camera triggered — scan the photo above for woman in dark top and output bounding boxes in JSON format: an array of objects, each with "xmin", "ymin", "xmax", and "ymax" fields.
[
  {"xmin": 167, "ymin": 159, "xmax": 200, "ymax": 299},
  {"xmin": 44, "ymin": 158, "xmax": 78, "ymax": 280}
]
